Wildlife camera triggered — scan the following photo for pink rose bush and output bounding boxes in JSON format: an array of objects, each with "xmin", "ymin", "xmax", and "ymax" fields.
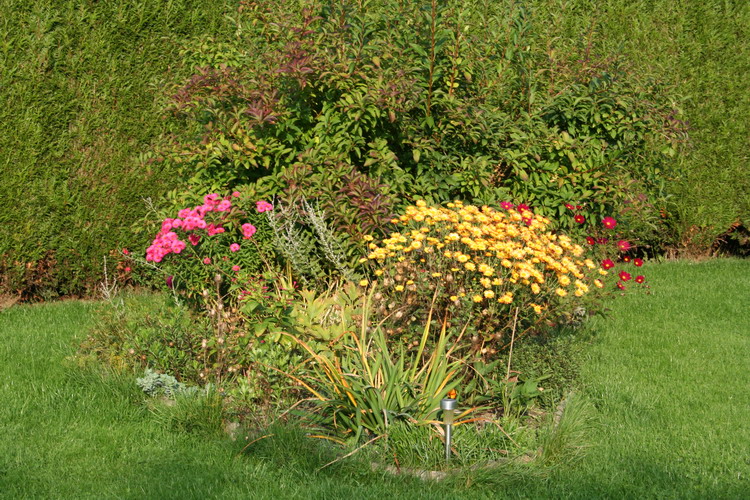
[{"xmin": 144, "ymin": 192, "xmax": 274, "ymax": 301}]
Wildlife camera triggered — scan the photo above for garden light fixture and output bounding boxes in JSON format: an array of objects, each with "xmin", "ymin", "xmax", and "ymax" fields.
[{"xmin": 440, "ymin": 389, "xmax": 457, "ymax": 462}]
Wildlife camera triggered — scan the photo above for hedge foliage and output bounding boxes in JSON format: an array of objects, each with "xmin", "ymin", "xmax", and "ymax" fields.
[{"xmin": 0, "ymin": 0, "xmax": 236, "ymax": 298}]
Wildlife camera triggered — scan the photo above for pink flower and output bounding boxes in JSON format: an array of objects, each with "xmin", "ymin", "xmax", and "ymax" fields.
[
  {"xmin": 189, "ymin": 234, "xmax": 201, "ymax": 246},
  {"xmin": 216, "ymin": 200, "xmax": 232, "ymax": 212},
  {"xmin": 203, "ymin": 257, "xmax": 211, "ymax": 265},
  {"xmin": 602, "ymin": 217, "xmax": 617, "ymax": 229},
  {"xmin": 586, "ymin": 236, "xmax": 596, "ymax": 245},
  {"xmin": 232, "ymin": 191, "xmax": 241, "ymax": 198},
  {"xmin": 500, "ymin": 201, "xmax": 514, "ymax": 210},
  {"xmin": 634, "ymin": 258, "xmax": 643, "ymax": 267},
  {"xmin": 171, "ymin": 240, "xmax": 186, "ymax": 254},
  {"xmin": 517, "ymin": 203, "xmax": 530, "ymax": 212},
  {"xmin": 232, "ymin": 265, "xmax": 240, "ymax": 272},
  {"xmin": 206, "ymin": 224, "xmax": 225, "ymax": 236},
  {"xmin": 124, "ymin": 267, "xmax": 131, "ymax": 273},
  {"xmin": 230, "ymin": 243, "xmax": 240, "ymax": 252},
  {"xmin": 256, "ymin": 200, "xmax": 274, "ymax": 213},
  {"xmin": 602, "ymin": 259, "xmax": 615, "ymax": 270},
  {"xmin": 617, "ymin": 240, "xmax": 631, "ymax": 252},
  {"xmin": 242, "ymin": 223, "xmax": 257, "ymax": 239},
  {"xmin": 122, "ymin": 248, "xmax": 130, "ymax": 255},
  {"xmin": 574, "ymin": 214, "xmax": 585, "ymax": 224}
]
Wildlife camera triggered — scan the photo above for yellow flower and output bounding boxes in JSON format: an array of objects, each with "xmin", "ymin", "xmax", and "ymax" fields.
[
  {"xmin": 374, "ymin": 269, "xmax": 384, "ymax": 276},
  {"xmin": 472, "ymin": 295, "xmax": 483, "ymax": 303},
  {"xmin": 406, "ymin": 280, "xmax": 414, "ymax": 285},
  {"xmin": 531, "ymin": 304, "xmax": 543, "ymax": 314},
  {"xmin": 497, "ymin": 293, "xmax": 513, "ymax": 304},
  {"xmin": 531, "ymin": 283, "xmax": 541, "ymax": 294},
  {"xmin": 559, "ymin": 275, "xmax": 571, "ymax": 286},
  {"xmin": 416, "ymin": 200, "xmax": 427, "ymax": 207},
  {"xmin": 359, "ymin": 279, "xmax": 369, "ymax": 287},
  {"xmin": 594, "ymin": 279, "xmax": 604, "ymax": 288},
  {"xmin": 483, "ymin": 290, "xmax": 495, "ymax": 299},
  {"xmin": 394, "ymin": 285, "xmax": 404, "ymax": 292},
  {"xmin": 480, "ymin": 277, "xmax": 491, "ymax": 288},
  {"xmin": 465, "ymin": 262, "xmax": 476, "ymax": 271},
  {"xmin": 363, "ymin": 235, "xmax": 374, "ymax": 241},
  {"xmin": 555, "ymin": 288, "xmax": 567, "ymax": 297},
  {"xmin": 449, "ymin": 295, "xmax": 459, "ymax": 302}
]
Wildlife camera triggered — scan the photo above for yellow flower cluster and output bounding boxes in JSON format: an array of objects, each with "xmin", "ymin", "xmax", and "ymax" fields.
[{"xmin": 366, "ymin": 201, "xmax": 595, "ymax": 313}]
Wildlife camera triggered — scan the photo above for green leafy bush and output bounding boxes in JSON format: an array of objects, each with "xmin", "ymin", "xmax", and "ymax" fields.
[{"xmin": 148, "ymin": 0, "xmax": 681, "ymax": 266}]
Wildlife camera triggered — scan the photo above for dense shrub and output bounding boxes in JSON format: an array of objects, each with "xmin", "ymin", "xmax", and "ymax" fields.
[{"xmin": 146, "ymin": 0, "xmax": 682, "ymax": 282}]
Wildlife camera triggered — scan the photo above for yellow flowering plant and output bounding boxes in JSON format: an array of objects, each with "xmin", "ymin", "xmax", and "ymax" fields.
[{"xmin": 362, "ymin": 200, "xmax": 600, "ymax": 357}]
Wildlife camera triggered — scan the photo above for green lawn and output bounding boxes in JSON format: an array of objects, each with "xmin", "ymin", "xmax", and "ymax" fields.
[{"xmin": 1, "ymin": 259, "xmax": 748, "ymax": 498}]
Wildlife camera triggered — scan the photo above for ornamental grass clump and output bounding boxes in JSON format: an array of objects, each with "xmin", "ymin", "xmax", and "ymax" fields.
[{"xmin": 364, "ymin": 201, "xmax": 599, "ymax": 356}]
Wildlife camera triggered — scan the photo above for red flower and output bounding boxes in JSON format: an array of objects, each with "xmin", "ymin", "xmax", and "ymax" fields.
[
  {"xmin": 122, "ymin": 248, "xmax": 130, "ymax": 255},
  {"xmin": 619, "ymin": 271, "xmax": 632, "ymax": 281},
  {"xmin": 565, "ymin": 203, "xmax": 575, "ymax": 210},
  {"xmin": 574, "ymin": 214, "xmax": 585, "ymax": 224},
  {"xmin": 622, "ymin": 255, "xmax": 631, "ymax": 263},
  {"xmin": 616, "ymin": 282, "xmax": 626, "ymax": 290},
  {"xmin": 598, "ymin": 237, "xmax": 609, "ymax": 245},
  {"xmin": 576, "ymin": 205, "xmax": 582, "ymax": 210},
  {"xmin": 617, "ymin": 240, "xmax": 631, "ymax": 252},
  {"xmin": 500, "ymin": 201, "xmax": 514, "ymax": 210},
  {"xmin": 635, "ymin": 275, "xmax": 645, "ymax": 284},
  {"xmin": 517, "ymin": 203, "xmax": 531, "ymax": 212},
  {"xmin": 633, "ymin": 258, "xmax": 643, "ymax": 267},
  {"xmin": 586, "ymin": 236, "xmax": 596, "ymax": 245},
  {"xmin": 602, "ymin": 217, "xmax": 617, "ymax": 229},
  {"xmin": 602, "ymin": 259, "xmax": 615, "ymax": 270}
]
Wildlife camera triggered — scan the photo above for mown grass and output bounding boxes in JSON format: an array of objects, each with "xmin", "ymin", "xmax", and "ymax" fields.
[{"xmin": 2, "ymin": 259, "xmax": 749, "ymax": 498}]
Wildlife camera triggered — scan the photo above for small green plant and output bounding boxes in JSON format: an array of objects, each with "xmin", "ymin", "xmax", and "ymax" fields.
[{"xmin": 136, "ymin": 368, "xmax": 199, "ymax": 398}]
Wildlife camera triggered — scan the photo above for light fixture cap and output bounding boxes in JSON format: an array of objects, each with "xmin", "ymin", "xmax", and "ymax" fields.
[{"xmin": 440, "ymin": 398, "xmax": 457, "ymax": 411}]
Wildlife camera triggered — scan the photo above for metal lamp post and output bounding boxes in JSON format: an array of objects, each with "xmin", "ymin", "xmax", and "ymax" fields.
[{"xmin": 440, "ymin": 393, "xmax": 457, "ymax": 462}]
